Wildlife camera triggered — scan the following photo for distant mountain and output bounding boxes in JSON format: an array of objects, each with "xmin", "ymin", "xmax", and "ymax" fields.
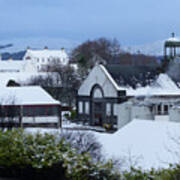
[
  {"xmin": 1, "ymin": 51, "xmax": 26, "ymax": 60},
  {"xmin": 0, "ymin": 44, "xmax": 13, "ymax": 50},
  {"xmin": 0, "ymin": 37, "xmax": 79, "ymax": 53}
]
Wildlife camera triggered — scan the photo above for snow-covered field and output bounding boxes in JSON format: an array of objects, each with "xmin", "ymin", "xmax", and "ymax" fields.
[{"xmin": 25, "ymin": 119, "xmax": 180, "ymax": 171}]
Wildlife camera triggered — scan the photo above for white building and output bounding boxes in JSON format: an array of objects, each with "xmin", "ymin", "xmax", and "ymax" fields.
[
  {"xmin": 77, "ymin": 64, "xmax": 180, "ymax": 129},
  {"xmin": 0, "ymin": 58, "xmax": 37, "ymax": 73},
  {"xmin": 0, "ymin": 86, "xmax": 61, "ymax": 127},
  {"xmin": 23, "ymin": 47, "xmax": 69, "ymax": 71}
]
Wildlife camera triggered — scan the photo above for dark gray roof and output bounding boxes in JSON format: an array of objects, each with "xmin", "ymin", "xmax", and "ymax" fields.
[{"xmin": 105, "ymin": 64, "xmax": 159, "ymax": 88}]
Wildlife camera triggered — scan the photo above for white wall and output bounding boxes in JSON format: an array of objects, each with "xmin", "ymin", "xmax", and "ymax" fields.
[
  {"xmin": 115, "ymin": 102, "xmax": 132, "ymax": 129},
  {"xmin": 78, "ymin": 65, "xmax": 118, "ymax": 98},
  {"xmin": 22, "ymin": 116, "xmax": 59, "ymax": 123},
  {"xmin": 169, "ymin": 108, "xmax": 180, "ymax": 122},
  {"xmin": 23, "ymin": 49, "xmax": 69, "ymax": 72},
  {"xmin": 0, "ymin": 116, "xmax": 59, "ymax": 123},
  {"xmin": 132, "ymin": 105, "xmax": 154, "ymax": 120},
  {"xmin": 155, "ymin": 115, "xmax": 169, "ymax": 121}
]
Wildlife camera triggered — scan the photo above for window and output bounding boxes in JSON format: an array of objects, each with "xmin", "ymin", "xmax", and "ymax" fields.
[
  {"xmin": 23, "ymin": 106, "xmax": 59, "ymax": 117},
  {"xmin": 106, "ymin": 103, "xmax": 111, "ymax": 116},
  {"xmin": 155, "ymin": 104, "xmax": 169, "ymax": 115},
  {"xmin": 79, "ymin": 102, "xmax": 83, "ymax": 113},
  {"xmin": 157, "ymin": 105, "xmax": 161, "ymax": 115},
  {"xmin": 164, "ymin": 105, "xmax": 168, "ymax": 115},
  {"xmin": 85, "ymin": 102, "xmax": 89, "ymax": 114}
]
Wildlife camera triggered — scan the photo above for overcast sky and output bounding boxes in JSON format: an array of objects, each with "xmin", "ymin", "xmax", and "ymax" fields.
[{"xmin": 0, "ymin": 0, "xmax": 180, "ymax": 50}]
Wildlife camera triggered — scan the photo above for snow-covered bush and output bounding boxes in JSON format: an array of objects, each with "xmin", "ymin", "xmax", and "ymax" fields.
[
  {"xmin": 60, "ymin": 131, "xmax": 103, "ymax": 162},
  {"xmin": 0, "ymin": 129, "xmax": 119, "ymax": 180}
]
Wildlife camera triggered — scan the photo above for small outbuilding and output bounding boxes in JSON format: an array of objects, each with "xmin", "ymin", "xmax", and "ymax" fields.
[{"xmin": 0, "ymin": 86, "xmax": 61, "ymax": 128}]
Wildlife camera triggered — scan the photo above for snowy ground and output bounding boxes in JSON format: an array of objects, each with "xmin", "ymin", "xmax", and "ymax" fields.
[
  {"xmin": 25, "ymin": 119, "xmax": 180, "ymax": 171},
  {"xmin": 61, "ymin": 119, "xmax": 106, "ymax": 131},
  {"xmin": 95, "ymin": 119, "xmax": 180, "ymax": 170}
]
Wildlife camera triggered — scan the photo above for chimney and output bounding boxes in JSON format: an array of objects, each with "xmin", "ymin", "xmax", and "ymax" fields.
[{"xmin": 8, "ymin": 57, "xmax": 13, "ymax": 61}]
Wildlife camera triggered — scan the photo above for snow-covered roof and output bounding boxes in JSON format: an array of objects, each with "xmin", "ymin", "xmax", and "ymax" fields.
[
  {"xmin": 0, "ymin": 72, "xmax": 48, "ymax": 87},
  {"xmin": 0, "ymin": 60, "xmax": 25, "ymax": 72},
  {"xmin": 100, "ymin": 65, "xmax": 180, "ymax": 97},
  {"xmin": 126, "ymin": 74, "xmax": 180, "ymax": 96},
  {"xmin": 166, "ymin": 37, "xmax": 180, "ymax": 42},
  {"xmin": 0, "ymin": 86, "xmax": 60, "ymax": 105},
  {"xmin": 26, "ymin": 49, "xmax": 68, "ymax": 59},
  {"xmin": 96, "ymin": 119, "xmax": 180, "ymax": 170}
]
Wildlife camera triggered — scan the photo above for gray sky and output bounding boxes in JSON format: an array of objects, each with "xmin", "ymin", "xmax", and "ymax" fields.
[{"xmin": 0, "ymin": 0, "xmax": 180, "ymax": 50}]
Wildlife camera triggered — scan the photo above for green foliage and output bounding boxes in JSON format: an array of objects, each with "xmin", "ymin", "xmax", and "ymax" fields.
[
  {"xmin": 103, "ymin": 123, "xmax": 113, "ymax": 131},
  {"xmin": 2, "ymin": 129, "xmax": 180, "ymax": 180},
  {"xmin": 0, "ymin": 129, "xmax": 119, "ymax": 179},
  {"xmin": 70, "ymin": 110, "xmax": 76, "ymax": 120},
  {"xmin": 0, "ymin": 129, "xmax": 69, "ymax": 169},
  {"xmin": 6, "ymin": 79, "xmax": 20, "ymax": 87}
]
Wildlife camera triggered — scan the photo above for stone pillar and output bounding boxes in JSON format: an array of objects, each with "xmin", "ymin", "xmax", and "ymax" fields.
[
  {"xmin": 82, "ymin": 101, "xmax": 85, "ymax": 121},
  {"xmin": 101, "ymin": 102, "xmax": 106, "ymax": 126},
  {"xmin": 19, "ymin": 106, "xmax": 23, "ymax": 128},
  {"xmin": 56, "ymin": 105, "xmax": 61, "ymax": 128},
  {"xmin": 90, "ymin": 99, "xmax": 94, "ymax": 125},
  {"xmin": 76, "ymin": 96, "xmax": 79, "ymax": 121}
]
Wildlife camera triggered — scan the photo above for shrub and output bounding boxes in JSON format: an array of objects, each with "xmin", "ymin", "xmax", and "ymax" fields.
[
  {"xmin": 0, "ymin": 129, "xmax": 119, "ymax": 180},
  {"xmin": 70, "ymin": 110, "xmax": 76, "ymax": 120},
  {"xmin": 60, "ymin": 131, "xmax": 102, "ymax": 162}
]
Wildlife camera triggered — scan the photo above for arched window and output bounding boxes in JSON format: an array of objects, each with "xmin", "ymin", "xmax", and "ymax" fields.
[{"xmin": 90, "ymin": 84, "xmax": 104, "ymax": 98}]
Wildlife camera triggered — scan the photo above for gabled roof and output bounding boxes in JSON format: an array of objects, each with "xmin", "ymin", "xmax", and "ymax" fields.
[
  {"xmin": 105, "ymin": 64, "xmax": 159, "ymax": 88},
  {"xmin": 99, "ymin": 65, "xmax": 180, "ymax": 97},
  {"xmin": 0, "ymin": 86, "xmax": 60, "ymax": 106}
]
